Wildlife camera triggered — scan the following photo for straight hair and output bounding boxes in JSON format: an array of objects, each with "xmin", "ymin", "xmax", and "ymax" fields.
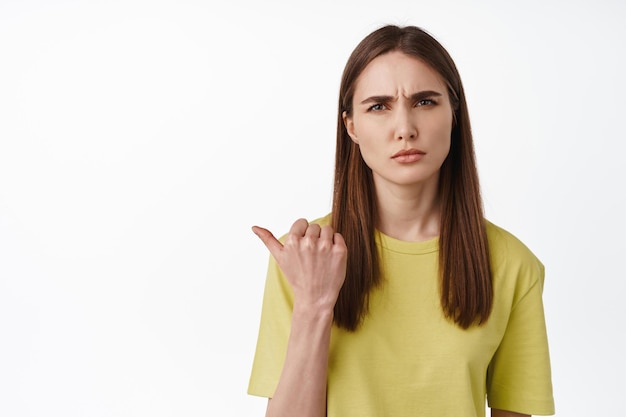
[{"xmin": 331, "ymin": 25, "xmax": 492, "ymax": 331}]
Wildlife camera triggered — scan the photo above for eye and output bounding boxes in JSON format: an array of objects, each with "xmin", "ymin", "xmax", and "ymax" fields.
[
  {"xmin": 416, "ymin": 99, "xmax": 436, "ymax": 107},
  {"xmin": 367, "ymin": 103, "xmax": 387, "ymax": 112}
]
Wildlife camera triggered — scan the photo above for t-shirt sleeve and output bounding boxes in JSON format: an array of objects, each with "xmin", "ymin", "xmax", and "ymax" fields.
[
  {"xmin": 487, "ymin": 261, "xmax": 555, "ymax": 415},
  {"xmin": 247, "ymin": 254, "xmax": 294, "ymax": 398}
]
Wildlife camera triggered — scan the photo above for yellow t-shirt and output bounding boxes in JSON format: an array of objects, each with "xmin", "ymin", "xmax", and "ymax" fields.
[{"xmin": 248, "ymin": 215, "xmax": 555, "ymax": 416}]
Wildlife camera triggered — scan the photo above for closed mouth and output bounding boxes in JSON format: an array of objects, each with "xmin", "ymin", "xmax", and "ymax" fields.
[{"xmin": 392, "ymin": 149, "xmax": 426, "ymax": 158}]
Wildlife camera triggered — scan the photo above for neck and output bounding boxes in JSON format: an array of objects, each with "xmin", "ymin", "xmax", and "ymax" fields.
[{"xmin": 374, "ymin": 176, "xmax": 441, "ymax": 242}]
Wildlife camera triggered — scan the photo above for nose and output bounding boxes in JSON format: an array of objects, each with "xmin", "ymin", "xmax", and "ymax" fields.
[{"xmin": 395, "ymin": 108, "xmax": 417, "ymax": 141}]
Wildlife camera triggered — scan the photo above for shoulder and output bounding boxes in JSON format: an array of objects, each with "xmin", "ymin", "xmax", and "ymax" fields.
[
  {"xmin": 485, "ymin": 220, "xmax": 545, "ymax": 294},
  {"xmin": 485, "ymin": 220, "xmax": 542, "ymax": 268}
]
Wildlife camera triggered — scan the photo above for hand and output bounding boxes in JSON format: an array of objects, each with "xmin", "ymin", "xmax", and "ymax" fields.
[{"xmin": 252, "ymin": 218, "xmax": 347, "ymax": 312}]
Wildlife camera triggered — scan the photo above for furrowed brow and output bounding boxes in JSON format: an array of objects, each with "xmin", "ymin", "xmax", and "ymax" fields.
[
  {"xmin": 411, "ymin": 90, "xmax": 443, "ymax": 101},
  {"xmin": 360, "ymin": 95, "xmax": 395, "ymax": 105},
  {"xmin": 360, "ymin": 91, "xmax": 443, "ymax": 105}
]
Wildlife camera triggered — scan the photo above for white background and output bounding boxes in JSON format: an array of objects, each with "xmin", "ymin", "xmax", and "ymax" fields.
[{"xmin": 1, "ymin": 0, "xmax": 625, "ymax": 416}]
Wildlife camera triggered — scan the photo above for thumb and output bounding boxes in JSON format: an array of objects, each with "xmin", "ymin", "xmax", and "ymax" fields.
[{"xmin": 252, "ymin": 226, "xmax": 283, "ymax": 258}]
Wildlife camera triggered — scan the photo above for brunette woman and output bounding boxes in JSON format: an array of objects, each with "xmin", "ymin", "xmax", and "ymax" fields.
[{"xmin": 248, "ymin": 25, "xmax": 554, "ymax": 417}]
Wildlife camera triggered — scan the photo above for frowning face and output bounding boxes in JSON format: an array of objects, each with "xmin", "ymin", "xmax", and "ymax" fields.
[{"xmin": 343, "ymin": 51, "xmax": 454, "ymax": 192}]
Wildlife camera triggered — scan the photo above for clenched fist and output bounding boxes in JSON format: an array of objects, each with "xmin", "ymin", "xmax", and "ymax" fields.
[{"xmin": 252, "ymin": 218, "xmax": 348, "ymax": 312}]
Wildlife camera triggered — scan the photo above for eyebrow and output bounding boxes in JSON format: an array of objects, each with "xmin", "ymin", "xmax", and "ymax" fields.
[{"xmin": 359, "ymin": 90, "xmax": 443, "ymax": 105}]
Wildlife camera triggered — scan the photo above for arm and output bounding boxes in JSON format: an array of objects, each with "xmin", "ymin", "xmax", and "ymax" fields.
[
  {"xmin": 253, "ymin": 219, "xmax": 347, "ymax": 417},
  {"xmin": 265, "ymin": 303, "xmax": 333, "ymax": 417},
  {"xmin": 491, "ymin": 409, "xmax": 529, "ymax": 417}
]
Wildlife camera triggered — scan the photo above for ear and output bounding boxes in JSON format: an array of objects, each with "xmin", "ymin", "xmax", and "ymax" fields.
[{"xmin": 342, "ymin": 111, "xmax": 358, "ymax": 144}]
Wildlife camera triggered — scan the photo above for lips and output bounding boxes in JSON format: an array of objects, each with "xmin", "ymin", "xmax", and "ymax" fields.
[{"xmin": 392, "ymin": 148, "xmax": 426, "ymax": 163}]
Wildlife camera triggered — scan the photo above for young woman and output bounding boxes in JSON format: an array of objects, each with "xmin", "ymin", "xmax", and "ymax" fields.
[{"xmin": 248, "ymin": 25, "xmax": 554, "ymax": 417}]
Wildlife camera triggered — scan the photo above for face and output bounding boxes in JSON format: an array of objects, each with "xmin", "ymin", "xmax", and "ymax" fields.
[{"xmin": 343, "ymin": 51, "xmax": 454, "ymax": 191}]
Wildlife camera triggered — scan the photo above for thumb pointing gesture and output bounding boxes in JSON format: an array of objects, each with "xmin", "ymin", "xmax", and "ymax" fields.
[
  {"xmin": 251, "ymin": 225, "xmax": 284, "ymax": 260},
  {"xmin": 251, "ymin": 219, "xmax": 347, "ymax": 310}
]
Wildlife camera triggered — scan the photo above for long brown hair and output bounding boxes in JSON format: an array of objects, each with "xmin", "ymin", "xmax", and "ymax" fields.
[{"xmin": 331, "ymin": 25, "xmax": 492, "ymax": 331}]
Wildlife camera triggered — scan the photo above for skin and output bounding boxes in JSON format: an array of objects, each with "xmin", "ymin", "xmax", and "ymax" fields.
[
  {"xmin": 343, "ymin": 50, "xmax": 453, "ymax": 242},
  {"xmin": 253, "ymin": 51, "xmax": 530, "ymax": 417},
  {"xmin": 252, "ymin": 220, "xmax": 346, "ymax": 417}
]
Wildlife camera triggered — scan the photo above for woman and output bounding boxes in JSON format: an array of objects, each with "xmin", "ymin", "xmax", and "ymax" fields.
[{"xmin": 248, "ymin": 25, "xmax": 554, "ymax": 417}]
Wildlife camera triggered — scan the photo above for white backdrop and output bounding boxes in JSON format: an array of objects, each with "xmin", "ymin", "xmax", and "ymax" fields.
[{"xmin": 1, "ymin": 0, "xmax": 625, "ymax": 416}]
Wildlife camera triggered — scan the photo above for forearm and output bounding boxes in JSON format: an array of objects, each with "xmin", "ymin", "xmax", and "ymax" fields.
[{"xmin": 266, "ymin": 304, "xmax": 334, "ymax": 417}]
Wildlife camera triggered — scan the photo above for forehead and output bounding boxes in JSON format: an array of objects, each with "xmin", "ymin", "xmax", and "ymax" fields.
[{"xmin": 353, "ymin": 51, "xmax": 448, "ymax": 97}]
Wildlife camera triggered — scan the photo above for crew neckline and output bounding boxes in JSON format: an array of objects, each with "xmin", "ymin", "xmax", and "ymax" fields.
[{"xmin": 375, "ymin": 230, "xmax": 439, "ymax": 255}]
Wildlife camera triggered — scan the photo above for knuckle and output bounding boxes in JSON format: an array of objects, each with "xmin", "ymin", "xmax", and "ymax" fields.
[
  {"xmin": 320, "ymin": 225, "xmax": 334, "ymax": 235},
  {"xmin": 284, "ymin": 234, "xmax": 300, "ymax": 248},
  {"xmin": 299, "ymin": 235, "xmax": 310, "ymax": 244},
  {"xmin": 307, "ymin": 224, "xmax": 321, "ymax": 234},
  {"xmin": 333, "ymin": 244, "xmax": 348, "ymax": 256},
  {"xmin": 318, "ymin": 240, "xmax": 331, "ymax": 251}
]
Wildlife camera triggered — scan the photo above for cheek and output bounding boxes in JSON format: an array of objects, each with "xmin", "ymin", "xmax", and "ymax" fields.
[
  {"xmin": 352, "ymin": 130, "xmax": 384, "ymax": 169},
  {"xmin": 430, "ymin": 115, "xmax": 453, "ymax": 148},
  {"xmin": 352, "ymin": 116, "xmax": 375, "ymax": 136},
  {"xmin": 438, "ymin": 134, "xmax": 452, "ymax": 160},
  {"xmin": 351, "ymin": 119, "xmax": 381, "ymax": 152},
  {"xmin": 423, "ymin": 121, "xmax": 452, "ymax": 164},
  {"xmin": 356, "ymin": 141, "xmax": 378, "ymax": 168}
]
